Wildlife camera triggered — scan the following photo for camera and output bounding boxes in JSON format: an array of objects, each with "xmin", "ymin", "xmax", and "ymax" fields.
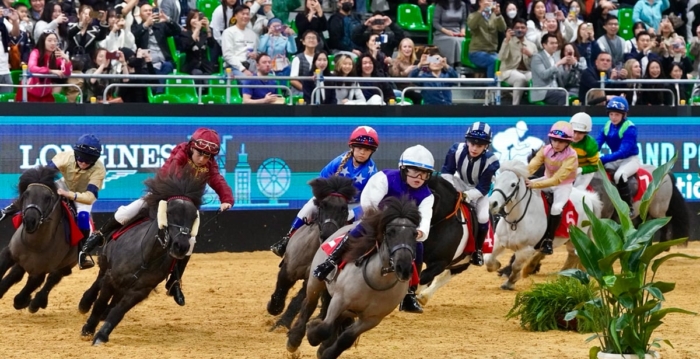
[
  {"xmin": 514, "ymin": 29, "xmax": 524, "ymax": 37},
  {"xmin": 372, "ymin": 18, "xmax": 385, "ymax": 25}
]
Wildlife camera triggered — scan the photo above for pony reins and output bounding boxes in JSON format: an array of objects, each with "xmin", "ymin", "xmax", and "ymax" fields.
[{"xmin": 495, "ymin": 174, "xmax": 533, "ymax": 231}]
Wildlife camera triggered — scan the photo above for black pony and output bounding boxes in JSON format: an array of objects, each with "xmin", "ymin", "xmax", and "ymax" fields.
[{"xmin": 79, "ymin": 169, "xmax": 205, "ymax": 345}]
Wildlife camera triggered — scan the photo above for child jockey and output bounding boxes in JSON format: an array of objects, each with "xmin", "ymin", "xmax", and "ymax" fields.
[
  {"xmin": 526, "ymin": 121, "xmax": 578, "ymax": 255},
  {"xmin": 81, "ymin": 128, "xmax": 234, "ymax": 306},
  {"xmin": 270, "ymin": 126, "xmax": 380, "ymax": 257},
  {"xmin": 440, "ymin": 122, "xmax": 499, "ymax": 266},
  {"xmin": 313, "ymin": 145, "xmax": 436, "ymax": 314},
  {"xmin": 569, "ymin": 112, "xmax": 601, "ymax": 190},
  {"xmin": 0, "ymin": 134, "xmax": 106, "ymax": 267},
  {"xmin": 595, "ymin": 96, "xmax": 639, "ymax": 217}
]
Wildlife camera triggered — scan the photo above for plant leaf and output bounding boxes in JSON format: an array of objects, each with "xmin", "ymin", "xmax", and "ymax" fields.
[
  {"xmin": 651, "ymin": 253, "xmax": 700, "ymax": 273},
  {"xmin": 631, "ymin": 299, "xmax": 659, "ymax": 315},
  {"xmin": 595, "ymin": 161, "xmax": 633, "ymax": 235},
  {"xmin": 639, "ymin": 154, "xmax": 678, "ymax": 221},
  {"xmin": 582, "ymin": 197, "xmax": 623, "ymax": 258},
  {"xmin": 589, "ymin": 346, "xmax": 601, "ymax": 359},
  {"xmin": 663, "ymin": 339, "xmax": 675, "ymax": 349},
  {"xmin": 623, "ymin": 217, "xmax": 671, "ymax": 251},
  {"xmin": 569, "ymin": 225, "xmax": 605, "ymax": 282},
  {"xmin": 650, "ymin": 307, "xmax": 697, "ymax": 322},
  {"xmin": 640, "ymin": 238, "xmax": 690, "ymax": 267},
  {"xmin": 644, "ymin": 286, "xmax": 664, "ymax": 301},
  {"xmin": 648, "ymin": 281, "xmax": 675, "ymax": 294},
  {"xmin": 598, "ymin": 250, "xmax": 627, "ymax": 272},
  {"xmin": 559, "ymin": 269, "xmax": 590, "ymax": 285}
]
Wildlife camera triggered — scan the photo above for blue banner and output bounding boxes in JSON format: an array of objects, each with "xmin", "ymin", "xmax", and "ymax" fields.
[{"xmin": 0, "ymin": 115, "xmax": 695, "ymax": 211}]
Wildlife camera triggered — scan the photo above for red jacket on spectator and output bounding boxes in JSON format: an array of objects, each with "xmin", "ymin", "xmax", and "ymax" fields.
[{"xmin": 161, "ymin": 142, "xmax": 235, "ymax": 206}]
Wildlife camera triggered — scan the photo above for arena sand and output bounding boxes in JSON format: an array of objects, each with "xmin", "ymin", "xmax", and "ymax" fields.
[{"xmin": 0, "ymin": 243, "xmax": 699, "ymax": 359}]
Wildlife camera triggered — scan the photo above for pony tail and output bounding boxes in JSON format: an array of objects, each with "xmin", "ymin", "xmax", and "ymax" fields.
[{"xmin": 335, "ymin": 151, "xmax": 353, "ymax": 176}]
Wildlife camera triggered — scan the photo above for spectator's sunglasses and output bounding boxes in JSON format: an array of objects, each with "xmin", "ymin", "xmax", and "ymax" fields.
[
  {"xmin": 193, "ymin": 139, "xmax": 219, "ymax": 154},
  {"xmin": 43, "ymin": 29, "xmax": 56, "ymax": 35}
]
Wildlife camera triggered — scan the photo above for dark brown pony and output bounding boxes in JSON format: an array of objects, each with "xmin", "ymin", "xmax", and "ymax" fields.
[
  {"xmin": 0, "ymin": 166, "xmax": 76, "ymax": 313},
  {"xmin": 79, "ymin": 169, "xmax": 205, "ymax": 345}
]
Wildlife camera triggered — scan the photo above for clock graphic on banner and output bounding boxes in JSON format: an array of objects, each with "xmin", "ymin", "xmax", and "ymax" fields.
[{"xmin": 257, "ymin": 158, "xmax": 291, "ymax": 204}]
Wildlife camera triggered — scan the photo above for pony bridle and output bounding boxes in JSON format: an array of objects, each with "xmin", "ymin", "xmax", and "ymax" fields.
[
  {"xmin": 381, "ymin": 223, "xmax": 417, "ymax": 277},
  {"xmin": 492, "ymin": 172, "xmax": 533, "ymax": 231},
  {"xmin": 22, "ymin": 183, "xmax": 59, "ymax": 228},
  {"xmin": 156, "ymin": 196, "xmax": 199, "ymax": 248}
]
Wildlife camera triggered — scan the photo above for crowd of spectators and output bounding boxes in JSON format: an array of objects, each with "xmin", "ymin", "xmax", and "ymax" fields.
[{"xmin": 0, "ymin": 0, "xmax": 697, "ymax": 105}]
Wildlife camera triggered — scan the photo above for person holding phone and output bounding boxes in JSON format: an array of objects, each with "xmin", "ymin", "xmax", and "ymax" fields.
[
  {"xmin": 84, "ymin": 48, "xmax": 128, "ymax": 102},
  {"xmin": 181, "ymin": 10, "xmax": 216, "ymax": 77},
  {"xmin": 408, "ymin": 50, "xmax": 458, "ymax": 105},
  {"xmin": 258, "ymin": 17, "xmax": 296, "ymax": 76},
  {"xmin": 99, "ymin": 9, "xmax": 136, "ymax": 54},
  {"xmin": 67, "ymin": 5, "xmax": 109, "ymax": 68},
  {"xmin": 498, "ymin": 18, "xmax": 538, "ymax": 105},
  {"xmin": 15, "ymin": 30, "xmax": 72, "ymax": 102},
  {"xmin": 132, "ymin": 2, "xmax": 181, "ymax": 91},
  {"xmin": 34, "ymin": 1, "xmax": 69, "ymax": 50},
  {"xmin": 294, "ymin": 0, "xmax": 328, "ymax": 52},
  {"xmin": 351, "ymin": 12, "xmax": 405, "ymax": 57}
]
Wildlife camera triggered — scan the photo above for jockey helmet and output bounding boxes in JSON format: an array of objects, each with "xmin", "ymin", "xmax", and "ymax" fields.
[
  {"xmin": 399, "ymin": 145, "xmax": 435, "ymax": 172},
  {"xmin": 348, "ymin": 126, "xmax": 379, "ymax": 150},
  {"xmin": 465, "ymin": 121, "xmax": 493, "ymax": 145},
  {"xmin": 73, "ymin": 134, "xmax": 102, "ymax": 164},
  {"xmin": 606, "ymin": 96, "xmax": 629, "ymax": 115},
  {"xmin": 570, "ymin": 112, "xmax": 593, "ymax": 133},
  {"xmin": 190, "ymin": 128, "xmax": 221, "ymax": 156},
  {"xmin": 548, "ymin": 121, "xmax": 574, "ymax": 142}
]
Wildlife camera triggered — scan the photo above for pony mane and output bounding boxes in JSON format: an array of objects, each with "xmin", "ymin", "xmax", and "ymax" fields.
[
  {"xmin": 18, "ymin": 166, "xmax": 59, "ymax": 195},
  {"xmin": 309, "ymin": 176, "xmax": 357, "ymax": 201},
  {"xmin": 499, "ymin": 160, "xmax": 530, "ymax": 179},
  {"xmin": 343, "ymin": 196, "xmax": 421, "ymax": 264},
  {"xmin": 143, "ymin": 168, "xmax": 206, "ymax": 210}
]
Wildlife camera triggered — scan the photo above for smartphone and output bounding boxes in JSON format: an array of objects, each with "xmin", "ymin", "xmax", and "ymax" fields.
[
  {"xmin": 89, "ymin": 10, "xmax": 101, "ymax": 19},
  {"xmin": 379, "ymin": 33, "xmax": 388, "ymax": 44},
  {"xmin": 152, "ymin": 7, "xmax": 159, "ymax": 15},
  {"xmin": 105, "ymin": 51, "xmax": 120, "ymax": 60},
  {"xmin": 2, "ymin": 8, "xmax": 12, "ymax": 16},
  {"xmin": 372, "ymin": 18, "xmax": 384, "ymax": 25},
  {"xmin": 427, "ymin": 55, "xmax": 441, "ymax": 64}
]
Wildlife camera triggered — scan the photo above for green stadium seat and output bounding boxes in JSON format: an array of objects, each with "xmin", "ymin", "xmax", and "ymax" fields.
[
  {"xmin": 427, "ymin": 4, "xmax": 435, "ymax": 45},
  {"xmin": 165, "ymin": 73, "xmax": 199, "ymax": 103},
  {"xmin": 53, "ymin": 93, "xmax": 67, "ymax": 103},
  {"xmin": 397, "ymin": 4, "xmax": 429, "ymax": 32},
  {"xmin": 150, "ymin": 94, "xmax": 182, "ymax": 104},
  {"xmin": 0, "ymin": 93, "xmax": 16, "ymax": 102},
  {"xmin": 197, "ymin": 0, "xmax": 219, "ymax": 21},
  {"xmin": 209, "ymin": 77, "xmax": 243, "ymax": 104}
]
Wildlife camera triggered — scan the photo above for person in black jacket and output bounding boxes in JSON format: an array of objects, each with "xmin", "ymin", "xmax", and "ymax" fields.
[
  {"xmin": 355, "ymin": 53, "xmax": 395, "ymax": 103},
  {"xmin": 120, "ymin": 47, "xmax": 158, "ymax": 103},
  {"xmin": 131, "ymin": 2, "xmax": 181, "ymax": 78},
  {"xmin": 295, "ymin": 0, "xmax": 328, "ymax": 52},
  {"xmin": 579, "ymin": 51, "xmax": 625, "ymax": 105},
  {"xmin": 327, "ymin": 0, "xmax": 363, "ymax": 57},
  {"xmin": 67, "ymin": 5, "xmax": 110, "ymax": 68},
  {"xmin": 181, "ymin": 10, "xmax": 216, "ymax": 76},
  {"xmin": 351, "ymin": 12, "xmax": 404, "ymax": 58},
  {"xmin": 302, "ymin": 51, "xmax": 337, "ymax": 104}
]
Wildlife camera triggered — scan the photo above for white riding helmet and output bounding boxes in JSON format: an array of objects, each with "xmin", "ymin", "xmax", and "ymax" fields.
[
  {"xmin": 398, "ymin": 145, "xmax": 435, "ymax": 172},
  {"xmin": 570, "ymin": 112, "xmax": 593, "ymax": 133}
]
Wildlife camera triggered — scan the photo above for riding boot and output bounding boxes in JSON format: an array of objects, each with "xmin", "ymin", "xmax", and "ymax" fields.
[
  {"xmin": 313, "ymin": 233, "xmax": 351, "ymax": 281},
  {"xmin": 399, "ymin": 285, "xmax": 423, "ymax": 314},
  {"xmin": 77, "ymin": 229, "xmax": 94, "ymax": 269},
  {"xmin": 166, "ymin": 256, "xmax": 190, "ymax": 306},
  {"xmin": 540, "ymin": 214, "xmax": 561, "ymax": 255},
  {"xmin": 0, "ymin": 202, "xmax": 19, "ymax": 222},
  {"xmin": 470, "ymin": 223, "xmax": 489, "ymax": 266},
  {"xmin": 270, "ymin": 228, "xmax": 295, "ymax": 258},
  {"xmin": 79, "ymin": 215, "xmax": 122, "ymax": 270},
  {"xmin": 616, "ymin": 180, "xmax": 636, "ymax": 217}
]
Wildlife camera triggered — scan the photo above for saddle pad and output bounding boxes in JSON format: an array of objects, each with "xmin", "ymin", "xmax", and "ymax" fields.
[
  {"xmin": 633, "ymin": 168, "xmax": 651, "ymax": 202},
  {"xmin": 458, "ymin": 202, "xmax": 494, "ymax": 254},
  {"xmin": 320, "ymin": 235, "xmax": 348, "ymax": 270},
  {"xmin": 111, "ymin": 218, "xmax": 150, "ymax": 241},
  {"xmin": 12, "ymin": 202, "xmax": 83, "ymax": 246},
  {"xmin": 541, "ymin": 193, "xmax": 579, "ymax": 239}
]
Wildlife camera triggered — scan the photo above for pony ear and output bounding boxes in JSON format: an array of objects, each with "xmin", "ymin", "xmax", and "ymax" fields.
[
  {"xmin": 190, "ymin": 211, "xmax": 200, "ymax": 237},
  {"xmin": 157, "ymin": 200, "xmax": 168, "ymax": 229}
]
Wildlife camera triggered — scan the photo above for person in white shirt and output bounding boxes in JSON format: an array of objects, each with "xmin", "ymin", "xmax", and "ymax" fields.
[
  {"xmin": 0, "ymin": 8, "xmax": 20, "ymax": 92},
  {"xmin": 221, "ymin": 4, "xmax": 259, "ymax": 76}
]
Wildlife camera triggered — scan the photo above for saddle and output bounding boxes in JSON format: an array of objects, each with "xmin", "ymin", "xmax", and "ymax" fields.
[
  {"xmin": 111, "ymin": 208, "xmax": 151, "ymax": 241},
  {"xmin": 457, "ymin": 198, "xmax": 479, "ymax": 253},
  {"xmin": 604, "ymin": 168, "xmax": 651, "ymax": 202}
]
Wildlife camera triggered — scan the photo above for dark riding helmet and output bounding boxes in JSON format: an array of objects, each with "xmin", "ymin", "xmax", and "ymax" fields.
[
  {"xmin": 465, "ymin": 122, "xmax": 492, "ymax": 146},
  {"xmin": 73, "ymin": 134, "xmax": 102, "ymax": 165}
]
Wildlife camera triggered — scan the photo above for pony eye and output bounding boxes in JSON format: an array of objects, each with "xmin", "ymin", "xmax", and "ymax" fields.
[{"xmin": 511, "ymin": 183, "xmax": 516, "ymax": 187}]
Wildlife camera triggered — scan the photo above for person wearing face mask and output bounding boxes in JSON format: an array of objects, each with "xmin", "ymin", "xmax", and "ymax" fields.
[
  {"xmin": 498, "ymin": 18, "xmax": 538, "ymax": 105},
  {"xmin": 328, "ymin": 0, "xmax": 363, "ymax": 57}
]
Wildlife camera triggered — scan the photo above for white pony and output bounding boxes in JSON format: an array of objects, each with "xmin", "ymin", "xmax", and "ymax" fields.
[{"xmin": 486, "ymin": 160, "xmax": 602, "ymax": 290}]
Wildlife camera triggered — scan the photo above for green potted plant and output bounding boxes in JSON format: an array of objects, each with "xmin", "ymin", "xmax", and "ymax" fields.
[
  {"xmin": 506, "ymin": 275, "xmax": 602, "ymax": 333},
  {"xmin": 563, "ymin": 155, "xmax": 698, "ymax": 359}
]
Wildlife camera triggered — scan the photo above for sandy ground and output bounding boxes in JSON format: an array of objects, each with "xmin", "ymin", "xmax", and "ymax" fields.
[{"xmin": 0, "ymin": 243, "xmax": 699, "ymax": 359}]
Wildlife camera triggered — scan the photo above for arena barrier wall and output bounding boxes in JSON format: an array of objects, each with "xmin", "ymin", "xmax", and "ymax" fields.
[{"xmin": 0, "ymin": 104, "xmax": 698, "ymax": 251}]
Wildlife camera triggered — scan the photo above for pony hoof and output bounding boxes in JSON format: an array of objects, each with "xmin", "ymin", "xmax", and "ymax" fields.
[
  {"xmin": 13, "ymin": 296, "xmax": 31, "ymax": 310},
  {"xmin": 286, "ymin": 343, "xmax": 299, "ymax": 354},
  {"xmin": 267, "ymin": 297, "xmax": 285, "ymax": 316},
  {"xmin": 500, "ymin": 283, "xmax": 515, "ymax": 291},
  {"xmin": 486, "ymin": 262, "xmax": 501, "ymax": 273},
  {"xmin": 415, "ymin": 294, "xmax": 428, "ymax": 306},
  {"xmin": 28, "ymin": 304, "xmax": 40, "ymax": 314},
  {"xmin": 268, "ymin": 322, "xmax": 289, "ymax": 332},
  {"xmin": 78, "ymin": 302, "xmax": 91, "ymax": 315},
  {"xmin": 92, "ymin": 334, "xmax": 108, "ymax": 346},
  {"xmin": 285, "ymin": 350, "xmax": 301, "ymax": 359}
]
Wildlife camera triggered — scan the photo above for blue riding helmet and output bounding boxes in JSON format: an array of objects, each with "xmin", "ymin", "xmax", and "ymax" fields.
[
  {"xmin": 73, "ymin": 134, "xmax": 102, "ymax": 164},
  {"xmin": 606, "ymin": 96, "xmax": 629, "ymax": 114},
  {"xmin": 465, "ymin": 121, "xmax": 493, "ymax": 145}
]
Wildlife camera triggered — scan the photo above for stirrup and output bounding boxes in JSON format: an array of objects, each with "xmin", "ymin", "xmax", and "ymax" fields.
[
  {"xmin": 313, "ymin": 260, "xmax": 336, "ymax": 281},
  {"xmin": 470, "ymin": 250, "xmax": 484, "ymax": 266},
  {"xmin": 78, "ymin": 251, "xmax": 95, "ymax": 270},
  {"xmin": 540, "ymin": 239, "xmax": 554, "ymax": 255}
]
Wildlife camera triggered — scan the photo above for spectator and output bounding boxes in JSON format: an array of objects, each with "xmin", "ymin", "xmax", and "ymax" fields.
[
  {"xmin": 530, "ymin": 33, "xmax": 568, "ymax": 105},
  {"xmin": 558, "ymin": 42, "xmax": 585, "ymax": 98},
  {"xmin": 574, "ymin": 22, "xmax": 600, "ymax": 66},
  {"xmin": 295, "ymin": 0, "xmax": 328, "ymax": 52},
  {"xmin": 355, "ymin": 53, "xmax": 394, "ymax": 104},
  {"xmin": 623, "ymin": 21, "xmax": 647, "ymax": 54},
  {"xmin": 99, "ymin": 8, "xmax": 136, "ymax": 52},
  {"xmin": 588, "ymin": 0, "xmax": 615, "ymax": 38},
  {"xmin": 534, "ymin": 13, "xmax": 575, "ymax": 53},
  {"xmin": 688, "ymin": 24, "xmax": 700, "ymax": 77},
  {"xmin": 303, "ymin": 51, "xmax": 337, "ymax": 104},
  {"xmin": 115, "ymin": 0, "xmax": 142, "ymax": 42},
  {"xmin": 668, "ymin": 62, "xmax": 688, "ymax": 104},
  {"xmin": 333, "ymin": 53, "xmax": 366, "ymax": 104},
  {"xmin": 468, "ymin": 0, "xmax": 506, "ymax": 79},
  {"xmin": 85, "ymin": 48, "xmax": 128, "ymax": 102},
  {"xmin": 29, "ymin": 0, "xmax": 44, "ymax": 26},
  {"xmin": 328, "ymin": 0, "xmax": 363, "ymax": 57},
  {"xmin": 0, "ymin": 9, "xmax": 17, "ymax": 93},
  {"xmin": 6, "ymin": 7, "xmax": 32, "ymax": 70},
  {"xmin": 211, "ymin": 0, "xmax": 236, "ymax": 48},
  {"xmin": 258, "ymin": 18, "xmax": 297, "ymax": 76},
  {"xmin": 222, "ymin": 4, "xmax": 258, "ymax": 76},
  {"xmin": 655, "ymin": 17, "xmax": 680, "ymax": 58},
  {"xmin": 502, "ymin": 2, "xmax": 520, "ymax": 28},
  {"xmin": 525, "ymin": 0, "xmax": 547, "ymax": 43},
  {"xmin": 132, "ymin": 3, "xmax": 181, "ymax": 80},
  {"xmin": 688, "ymin": 0, "xmax": 700, "ymax": 43},
  {"xmin": 11, "ymin": 1, "xmax": 35, "ymax": 36},
  {"xmin": 290, "ymin": 30, "xmax": 319, "ymax": 91},
  {"xmin": 433, "ymin": 0, "xmax": 467, "ymax": 67},
  {"xmin": 159, "ymin": 0, "xmax": 181, "ymax": 26},
  {"xmin": 351, "ymin": 12, "xmax": 405, "ymax": 58},
  {"xmin": 364, "ymin": 33, "xmax": 391, "ymax": 75},
  {"xmin": 408, "ymin": 50, "xmax": 459, "ymax": 105},
  {"xmin": 639, "ymin": 59, "xmax": 671, "ymax": 105},
  {"xmin": 16, "ymin": 30, "xmax": 72, "ymax": 102},
  {"xmin": 241, "ymin": 53, "xmax": 286, "ymax": 104},
  {"xmin": 596, "ymin": 15, "xmax": 625, "ymax": 66},
  {"xmin": 248, "ymin": 0, "xmax": 274, "ymax": 37},
  {"xmin": 64, "ymin": 55, "xmax": 83, "ymax": 102},
  {"xmin": 388, "ymin": 37, "xmax": 423, "ymax": 104},
  {"xmin": 34, "ymin": 1, "xmax": 68, "ymax": 49},
  {"xmin": 498, "ymin": 18, "xmax": 537, "ymax": 105},
  {"xmin": 621, "ymin": 58, "xmax": 642, "ymax": 104},
  {"xmin": 181, "ymin": 10, "xmax": 217, "ymax": 76},
  {"xmin": 625, "ymin": 31, "xmax": 661, "ymax": 77},
  {"xmin": 580, "ymin": 51, "xmax": 626, "ymax": 105},
  {"xmin": 67, "ymin": 5, "xmax": 109, "ymax": 68},
  {"xmin": 564, "ymin": 0, "xmax": 583, "ymax": 42},
  {"xmin": 121, "ymin": 47, "xmax": 157, "ymax": 103},
  {"xmin": 527, "ymin": 0, "xmax": 557, "ymax": 13},
  {"xmin": 632, "ymin": 0, "xmax": 669, "ymax": 33},
  {"xmin": 661, "ymin": 37, "xmax": 692, "ymax": 76}
]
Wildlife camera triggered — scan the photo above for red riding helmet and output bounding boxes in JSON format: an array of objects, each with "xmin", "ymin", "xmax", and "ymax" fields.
[
  {"xmin": 189, "ymin": 128, "xmax": 221, "ymax": 156},
  {"xmin": 348, "ymin": 126, "xmax": 379, "ymax": 150}
]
